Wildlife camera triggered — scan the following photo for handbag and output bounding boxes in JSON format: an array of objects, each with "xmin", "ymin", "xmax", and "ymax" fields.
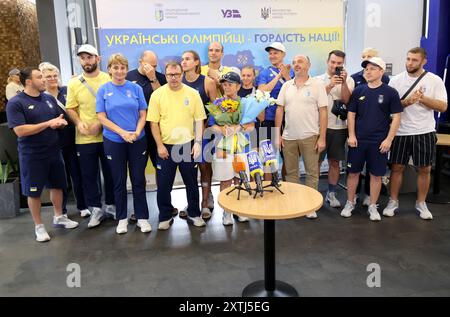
[{"xmin": 331, "ymin": 100, "xmax": 348, "ymax": 121}]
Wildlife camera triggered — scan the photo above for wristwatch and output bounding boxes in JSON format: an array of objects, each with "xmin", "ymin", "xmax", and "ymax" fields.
[{"xmin": 149, "ymin": 78, "xmax": 157, "ymax": 83}]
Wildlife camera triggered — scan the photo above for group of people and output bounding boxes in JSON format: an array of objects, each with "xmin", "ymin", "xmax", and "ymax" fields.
[{"xmin": 5, "ymin": 40, "xmax": 448, "ymax": 242}]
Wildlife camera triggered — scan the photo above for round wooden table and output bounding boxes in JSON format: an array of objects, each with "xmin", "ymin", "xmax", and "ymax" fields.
[{"xmin": 218, "ymin": 181, "xmax": 323, "ymax": 297}]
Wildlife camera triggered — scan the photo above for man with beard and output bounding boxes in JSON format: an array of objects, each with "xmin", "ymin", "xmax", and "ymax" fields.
[
  {"xmin": 66, "ymin": 44, "xmax": 115, "ymax": 228},
  {"xmin": 383, "ymin": 47, "xmax": 448, "ymax": 220},
  {"xmin": 6, "ymin": 67, "xmax": 78, "ymax": 242}
]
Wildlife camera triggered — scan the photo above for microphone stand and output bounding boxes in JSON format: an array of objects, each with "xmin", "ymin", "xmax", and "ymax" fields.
[
  {"xmin": 226, "ymin": 178, "xmax": 252, "ymax": 200},
  {"xmin": 262, "ymin": 163, "xmax": 284, "ymax": 195}
]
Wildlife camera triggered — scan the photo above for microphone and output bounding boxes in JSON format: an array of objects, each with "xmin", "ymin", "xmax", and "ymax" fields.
[
  {"xmin": 232, "ymin": 155, "xmax": 252, "ymax": 192},
  {"xmin": 246, "ymin": 150, "xmax": 264, "ymax": 195},
  {"xmin": 259, "ymin": 139, "xmax": 280, "ymax": 184}
]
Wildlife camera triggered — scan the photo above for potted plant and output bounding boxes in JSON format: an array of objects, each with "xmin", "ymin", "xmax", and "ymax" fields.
[{"xmin": 0, "ymin": 157, "xmax": 20, "ymax": 219}]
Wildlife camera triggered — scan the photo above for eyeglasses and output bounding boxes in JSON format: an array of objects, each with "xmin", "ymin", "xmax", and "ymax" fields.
[
  {"xmin": 45, "ymin": 75, "xmax": 59, "ymax": 79},
  {"xmin": 166, "ymin": 73, "xmax": 182, "ymax": 79}
]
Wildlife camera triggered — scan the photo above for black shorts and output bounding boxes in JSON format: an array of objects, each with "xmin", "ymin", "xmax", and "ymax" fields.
[
  {"xmin": 319, "ymin": 128, "xmax": 348, "ymax": 162},
  {"xmin": 389, "ymin": 132, "xmax": 437, "ymax": 167}
]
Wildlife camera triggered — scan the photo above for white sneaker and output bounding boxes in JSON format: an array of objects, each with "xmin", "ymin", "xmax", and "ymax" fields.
[
  {"xmin": 35, "ymin": 224, "xmax": 50, "ymax": 242},
  {"xmin": 179, "ymin": 205, "xmax": 188, "ymax": 218},
  {"xmin": 79, "ymin": 209, "xmax": 91, "ymax": 218},
  {"xmin": 306, "ymin": 212, "xmax": 318, "ymax": 219},
  {"xmin": 207, "ymin": 191, "xmax": 214, "ymax": 209},
  {"xmin": 201, "ymin": 207, "xmax": 212, "ymax": 219},
  {"xmin": 222, "ymin": 211, "xmax": 233, "ymax": 226},
  {"xmin": 341, "ymin": 200, "xmax": 355, "ymax": 218},
  {"xmin": 105, "ymin": 204, "xmax": 116, "ymax": 220},
  {"xmin": 137, "ymin": 219, "xmax": 152, "ymax": 233},
  {"xmin": 53, "ymin": 214, "xmax": 79, "ymax": 229},
  {"xmin": 368, "ymin": 204, "xmax": 381, "ymax": 221},
  {"xmin": 116, "ymin": 219, "xmax": 128, "ymax": 234},
  {"xmin": 237, "ymin": 215, "xmax": 249, "ymax": 223},
  {"xmin": 326, "ymin": 191, "xmax": 341, "ymax": 208},
  {"xmin": 187, "ymin": 216, "xmax": 206, "ymax": 227},
  {"xmin": 88, "ymin": 207, "xmax": 105, "ymax": 228},
  {"xmin": 415, "ymin": 201, "xmax": 433, "ymax": 220},
  {"xmin": 362, "ymin": 195, "xmax": 371, "ymax": 207},
  {"xmin": 158, "ymin": 218, "xmax": 174, "ymax": 230},
  {"xmin": 383, "ymin": 198, "xmax": 398, "ymax": 217}
]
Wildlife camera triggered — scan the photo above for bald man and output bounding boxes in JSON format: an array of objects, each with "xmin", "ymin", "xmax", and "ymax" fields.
[
  {"xmin": 127, "ymin": 51, "xmax": 178, "ymax": 219},
  {"xmin": 275, "ymin": 54, "xmax": 328, "ymax": 219}
]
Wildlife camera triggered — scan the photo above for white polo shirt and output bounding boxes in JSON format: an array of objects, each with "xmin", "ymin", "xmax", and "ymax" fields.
[
  {"xmin": 389, "ymin": 71, "xmax": 447, "ymax": 136},
  {"xmin": 277, "ymin": 77, "xmax": 328, "ymax": 140},
  {"xmin": 316, "ymin": 73, "xmax": 355, "ymax": 130}
]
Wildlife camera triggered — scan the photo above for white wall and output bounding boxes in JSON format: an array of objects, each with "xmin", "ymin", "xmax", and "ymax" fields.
[{"xmin": 346, "ymin": 0, "xmax": 423, "ymax": 76}]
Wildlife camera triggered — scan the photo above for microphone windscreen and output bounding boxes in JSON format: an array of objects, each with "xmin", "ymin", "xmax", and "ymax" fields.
[{"xmin": 232, "ymin": 155, "xmax": 247, "ymax": 173}]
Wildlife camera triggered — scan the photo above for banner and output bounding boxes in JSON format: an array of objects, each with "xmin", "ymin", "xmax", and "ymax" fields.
[{"xmin": 96, "ymin": 0, "xmax": 345, "ymax": 76}]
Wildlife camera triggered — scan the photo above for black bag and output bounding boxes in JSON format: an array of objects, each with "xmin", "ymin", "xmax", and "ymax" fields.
[{"xmin": 331, "ymin": 100, "xmax": 348, "ymax": 121}]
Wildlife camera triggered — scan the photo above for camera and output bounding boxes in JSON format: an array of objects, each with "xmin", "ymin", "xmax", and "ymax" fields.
[{"xmin": 335, "ymin": 66, "xmax": 343, "ymax": 76}]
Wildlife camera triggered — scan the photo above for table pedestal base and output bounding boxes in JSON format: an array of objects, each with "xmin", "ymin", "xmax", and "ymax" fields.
[{"xmin": 242, "ymin": 280, "xmax": 298, "ymax": 297}]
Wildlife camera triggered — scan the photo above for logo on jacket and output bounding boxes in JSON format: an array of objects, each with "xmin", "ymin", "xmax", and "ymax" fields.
[{"xmin": 46, "ymin": 100, "xmax": 53, "ymax": 108}]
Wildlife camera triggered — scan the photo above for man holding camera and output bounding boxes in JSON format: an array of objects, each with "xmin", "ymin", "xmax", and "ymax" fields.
[{"xmin": 316, "ymin": 50, "xmax": 354, "ymax": 208}]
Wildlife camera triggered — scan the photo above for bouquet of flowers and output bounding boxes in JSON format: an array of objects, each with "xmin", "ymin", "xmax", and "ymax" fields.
[{"xmin": 206, "ymin": 90, "xmax": 276, "ymax": 154}]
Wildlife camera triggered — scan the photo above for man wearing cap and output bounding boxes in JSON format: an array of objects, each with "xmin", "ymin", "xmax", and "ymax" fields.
[
  {"xmin": 275, "ymin": 55, "xmax": 328, "ymax": 219},
  {"xmin": 341, "ymin": 57, "xmax": 403, "ymax": 221},
  {"xmin": 5, "ymin": 68, "xmax": 24, "ymax": 101},
  {"xmin": 148, "ymin": 61, "xmax": 207, "ymax": 230},
  {"xmin": 256, "ymin": 42, "xmax": 294, "ymax": 144},
  {"xmin": 66, "ymin": 44, "xmax": 115, "ymax": 228},
  {"xmin": 201, "ymin": 42, "xmax": 232, "ymax": 95},
  {"xmin": 383, "ymin": 47, "xmax": 447, "ymax": 220},
  {"xmin": 6, "ymin": 67, "xmax": 79, "ymax": 242}
]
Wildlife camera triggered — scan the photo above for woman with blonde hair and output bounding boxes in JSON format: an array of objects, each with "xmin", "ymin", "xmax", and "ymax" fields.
[
  {"xmin": 40, "ymin": 62, "xmax": 89, "ymax": 219},
  {"xmin": 96, "ymin": 53, "xmax": 151, "ymax": 234}
]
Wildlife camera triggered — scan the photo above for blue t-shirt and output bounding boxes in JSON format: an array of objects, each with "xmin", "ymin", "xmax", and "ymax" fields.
[
  {"xmin": 96, "ymin": 81, "xmax": 147, "ymax": 143},
  {"xmin": 126, "ymin": 69, "xmax": 167, "ymax": 104},
  {"xmin": 255, "ymin": 66, "xmax": 294, "ymax": 121},
  {"xmin": 7, "ymin": 92, "xmax": 63, "ymax": 158},
  {"xmin": 348, "ymin": 83, "xmax": 403, "ymax": 144}
]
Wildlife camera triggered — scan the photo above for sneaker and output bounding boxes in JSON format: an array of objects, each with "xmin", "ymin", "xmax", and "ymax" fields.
[
  {"xmin": 415, "ymin": 201, "xmax": 433, "ymax": 220},
  {"xmin": 383, "ymin": 198, "xmax": 398, "ymax": 217},
  {"xmin": 306, "ymin": 212, "xmax": 318, "ymax": 219},
  {"xmin": 207, "ymin": 192, "xmax": 215, "ymax": 209},
  {"xmin": 325, "ymin": 191, "xmax": 341, "ymax": 208},
  {"xmin": 158, "ymin": 218, "xmax": 174, "ymax": 230},
  {"xmin": 35, "ymin": 224, "xmax": 51, "ymax": 242},
  {"xmin": 171, "ymin": 207, "xmax": 179, "ymax": 216},
  {"xmin": 179, "ymin": 206, "xmax": 188, "ymax": 218},
  {"xmin": 137, "ymin": 219, "xmax": 152, "ymax": 233},
  {"xmin": 53, "ymin": 214, "xmax": 79, "ymax": 229},
  {"xmin": 88, "ymin": 207, "xmax": 105, "ymax": 228},
  {"xmin": 222, "ymin": 211, "xmax": 233, "ymax": 226},
  {"xmin": 105, "ymin": 204, "xmax": 116, "ymax": 220},
  {"xmin": 187, "ymin": 216, "xmax": 206, "ymax": 227},
  {"xmin": 201, "ymin": 207, "xmax": 212, "ymax": 219},
  {"xmin": 237, "ymin": 215, "xmax": 249, "ymax": 222},
  {"xmin": 362, "ymin": 195, "xmax": 371, "ymax": 207},
  {"xmin": 116, "ymin": 219, "xmax": 128, "ymax": 234},
  {"xmin": 368, "ymin": 204, "xmax": 381, "ymax": 221},
  {"xmin": 341, "ymin": 200, "xmax": 355, "ymax": 218},
  {"xmin": 79, "ymin": 209, "xmax": 91, "ymax": 218}
]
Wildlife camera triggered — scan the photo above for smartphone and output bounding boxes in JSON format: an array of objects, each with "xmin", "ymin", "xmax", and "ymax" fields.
[{"xmin": 335, "ymin": 66, "xmax": 343, "ymax": 76}]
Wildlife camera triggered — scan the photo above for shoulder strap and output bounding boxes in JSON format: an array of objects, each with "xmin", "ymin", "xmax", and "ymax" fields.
[
  {"xmin": 269, "ymin": 68, "xmax": 285, "ymax": 84},
  {"xmin": 78, "ymin": 75, "xmax": 97, "ymax": 98},
  {"xmin": 44, "ymin": 91, "xmax": 66, "ymax": 112},
  {"xmin": 400, "ymin": 71, "xmax": 428, "ymax": 100}
]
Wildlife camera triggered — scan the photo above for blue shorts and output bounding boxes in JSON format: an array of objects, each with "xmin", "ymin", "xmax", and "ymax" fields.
[
  {"xmin": 347, "ymin": 142, "xmax": 388, "ymax": 177},
  {"xmin": 19, "ymin": 152, "xmax": 67, "ymax": 197}
]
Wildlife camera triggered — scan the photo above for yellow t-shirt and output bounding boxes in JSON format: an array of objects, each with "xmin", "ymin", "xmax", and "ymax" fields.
[
  {"xmin": 147, "ymin": 84, "xmax": 206, "ymax": 145},
  {"xmin": 66, "ymin": 72, "xmax": 111, "ymax": 144},
  {"xmin": 201, "ymin": 65, "xmax": 232, "ymax": 97}
]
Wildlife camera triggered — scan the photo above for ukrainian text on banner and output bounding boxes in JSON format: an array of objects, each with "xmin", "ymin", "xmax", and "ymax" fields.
[{"xmin": 95, "ymin": 0, "xmax": 344, "ymax": 76}]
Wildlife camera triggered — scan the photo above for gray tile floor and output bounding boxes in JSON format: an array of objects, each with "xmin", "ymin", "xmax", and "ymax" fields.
[{"xmin": 1, "ymin": 177, "xmax": 450, "ymax": 297}]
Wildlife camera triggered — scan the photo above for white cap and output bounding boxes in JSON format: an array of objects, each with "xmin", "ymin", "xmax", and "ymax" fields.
[
  {"xmin": 265, "ymin": 42, "xmax": 286, "ymax": 53},
  {"xmin": 77, "ymin": 44, "xmax": 98, "ymax": 56},
  {"xmin": 361, "ymin": 57, "xmax": 386, "ymax": 71}
]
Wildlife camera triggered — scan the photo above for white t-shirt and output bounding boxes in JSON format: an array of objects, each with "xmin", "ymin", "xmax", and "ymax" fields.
[
  {"xmin": 389, "ymin": 71, "xmax": 447, "ymax": 136},
  {"xmin": 5, "ymin": 82, "xmax": 24, "ymax": 100},
  {"xmin": 316, "ymin": 73, "xmax": 355, "ymax": 130},
  {"xmin": 277, "ymin": 77, "xmax": 328, "ymax": 140}
]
